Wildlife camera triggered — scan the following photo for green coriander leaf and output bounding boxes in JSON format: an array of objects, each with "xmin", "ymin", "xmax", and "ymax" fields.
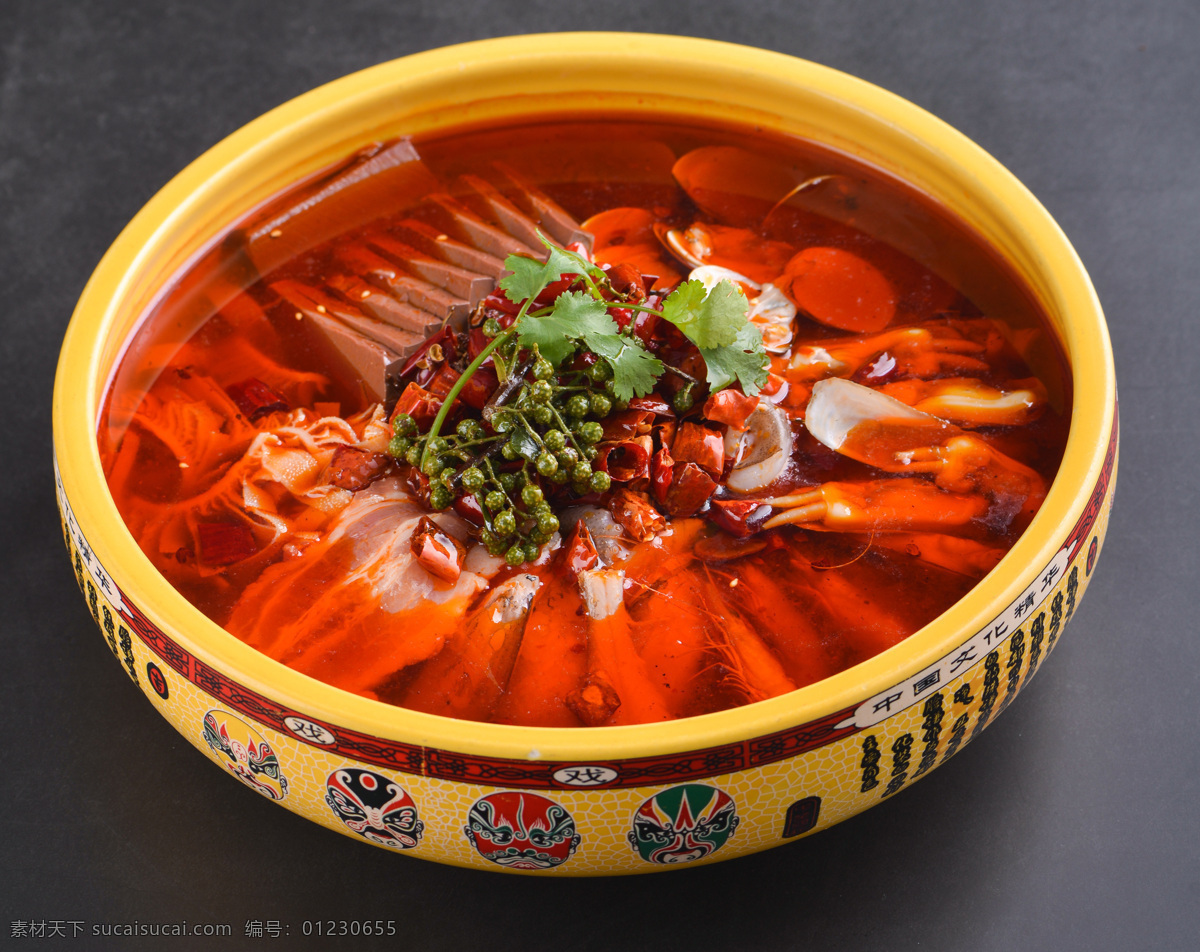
[
  {"xmin": 587, "ymin": 333, "xmax": 665, "ymax": 401},
  {"xmin": 497, "ymin": 254, "xmax": 548, "ymax": 303},
  {"xmin": 552, "ymin": 290, "xmax": 620, "ymax": 335},
  {"xmin": 498, "ymin": 234, "xmax": 597, "ymax": 305},
  {"xmin": 659, "ymin": 279, "xmax": 748, "ymax": 349},
  {"xmin": 515, "ymin": 291, "xmax": 617, "ymax": 366},
  {"xmin": 701, "ymin": 322, "xmax": 770, "ymax": 396},
  {"xmin": 540, "ymin": 233, "xmax": 609, "ymax": 284}
]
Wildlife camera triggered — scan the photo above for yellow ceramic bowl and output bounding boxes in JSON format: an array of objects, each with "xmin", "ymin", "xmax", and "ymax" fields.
[{"xmin": 53, "ymin": 34, "xmax": 1116, "ymax": 874}]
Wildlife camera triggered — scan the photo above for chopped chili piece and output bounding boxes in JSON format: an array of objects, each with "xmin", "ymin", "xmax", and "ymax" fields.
[
  {"xmin": 703, "ymin": 388, "xmax": 760, "ymax": 429},
  {"xmin": 425, "ymin": 361, "xmax": 461, "ymax": 398},
  {"xmin": 452, "ymin": 492, "xmax": 485, "ymax": 526},
  {"xmin": 663, "ymin": 462, "xmax": 718, "ymax": 517},
  {"xmin": 391, "ymin": 382, "xmax": 442, "ymax": 429},
  {"xmin": 706, "ymin": 498, "xmax": 773, "ymax": 538},
  {"xmin": 627, "ymin": 395, "xmax": 675, "ymax": 417},
  {"xmin": 601, "ymin": 409, "xmax": 655, "ymax": 442},
  {"xmin": 326, "ymin": 444, "xmax": 391, "ymax": 491},
  {"xmin": 457, "ymin": 364, "xmax": 499, "ymax": 410},
  {"xmin": 566, "ymin": 674, "xmax": 622, "ymax": 726},
  {"xmin": 606, "ymin": 261, "xmax": 648, "ymax": 302},
  {"xmin": 650, "ymin": 447, "xmax": 674, "ymax": 506},
  {"xmin": 594, "ymin": 437, "xmax": 652, "ymax": 482},
  {"xmin": 562, "ymin": 522, "xmax": 600, "ymax": 577},
  {"xmin": 608, "ymin": 487, "xmax": 667, "ymax": 542},
  {"xmin": 409, "ymin": 516, "xmax": 466, "ymax": 583},
  {"xmin": 672, "ymin": 423, "xmax": 725, "ymax": 478},
  {"xmin": 225, "ymin": 378, "xmax": 289, "ymax": 422}
]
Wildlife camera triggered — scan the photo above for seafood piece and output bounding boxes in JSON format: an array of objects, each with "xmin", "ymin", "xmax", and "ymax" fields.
[
  {"xmin": 401, "ymin": 574, "xmax": 540, "ymax": 720},
  {"xmin": 569, "ymin": 568, "xmax": 672, "ymax": 726},
  {"xmin": 725, "ymin": 403, "xmax": 794, "ymax": 493},
  {"xmin": 785, "ymin": 323, "xmax": 992, "ymax": 385},
  {"xmin": 717, "ymin": 559, "xmax": 841, "ymax": 687},
  {"xmin": 864, "ymin": 532, "xmax": 1006, "ymax": 579},
  {"xmin": 777, "ymin": 246, "xmax": 895, "ymax": 332},
  {"xmin": 805, "ymin": 378, "xmax": 1046, "ymax": 514},
  {"xmin": 696, "ymin": 569, "xmax": 797, "ymax": 704},
  {"xmin": 625, "ymin": 568, "xmax": 715, "ymax": 717},
  {"xmin": 492, "ymin": 570, "xmax": 590, "ymax": 727},
  {"xmin": 557, "ymin": 506, "xmax": 634, "ymax": 565},
  {"xmin": 581, "ymin": 207, "xmax": 683, "ymax": 290},
  {"xmin": 761, "ymin": 480, "xmax": 989, "ymax": 533},
  {"xmin": 672, "ymin": 146, "xmax": 807, "ymax": 227},
  {"xmin": 227, "ymin": 478, "xmax": 488, "ymax": 696},
  {"xmin": 875, "ymin": 376, "xmax": 1048, "ymax": 428},
  {"xmin": 656, "ymin": 222, "xmax": 793, "ymax": 285}
]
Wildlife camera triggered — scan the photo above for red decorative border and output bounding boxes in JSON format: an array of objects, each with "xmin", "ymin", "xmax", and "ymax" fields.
[
  {"xmin": 118, "ymin": 596, "xmax": 858, "ymax": 789},
  {"xmin": 108, "ymin": 402, "xmax": 1119, "ymax": 791}
]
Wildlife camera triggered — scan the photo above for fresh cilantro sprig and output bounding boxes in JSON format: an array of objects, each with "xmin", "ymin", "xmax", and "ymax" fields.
[
  {"xmin": 655, "ymin": 277, "xmax": 769, "ymax": 395},
  {"xmin": 699, "ymin": 322, "xmax": 770, "ymax": 394},
  {"xmin": 504, "ymin": 234, "xmax": 768, "ymax": 400},
  {"xmin": 657, "ymin": 278, "xmax": 746, "ymax": 349}
]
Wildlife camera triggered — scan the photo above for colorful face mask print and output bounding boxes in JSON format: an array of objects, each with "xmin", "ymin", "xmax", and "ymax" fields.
[
  {"xmin": 201, "ymin": 710, "xmax": 288, "ymax": 801},
  {"xmin": 324, "ymin": 768, "xmax": 424, "ymax": 850},
  {"xmin": 628, "ymin": 783, "xmax": 739, "ymax": 864},
  {"xmin": 464, "ymin": 792, "xmax": 580, "ymax": 870}
]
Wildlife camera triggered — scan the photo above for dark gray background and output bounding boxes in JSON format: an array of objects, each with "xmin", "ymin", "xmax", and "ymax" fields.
[{"xmin": 2, "ymin": 1, "xmax": 1196, "ymax": 949}]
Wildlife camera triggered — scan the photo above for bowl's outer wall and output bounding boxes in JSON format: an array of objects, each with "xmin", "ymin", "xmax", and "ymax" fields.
[
  {"xmin": 53, "ymin": 35, "xmax": 1117, "ymax": 874},
  {"xmin": 54, "ymin": 443, "xmax": 1116, "ymax": 873}
]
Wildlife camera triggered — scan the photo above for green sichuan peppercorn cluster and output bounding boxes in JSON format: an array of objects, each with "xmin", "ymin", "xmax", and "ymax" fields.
[
  {"xmin": 382, "ymin": 236, "xmax": 768, "ymax": 567},
  {"xmin": 386, "ymin": 346, "xmax": 618, "ymax": 567}
]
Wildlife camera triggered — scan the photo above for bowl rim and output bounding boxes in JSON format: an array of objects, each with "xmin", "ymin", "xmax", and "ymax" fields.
[{"xmin": 53, "ymin": 32, "xmax": 1115, "ymax": 764}]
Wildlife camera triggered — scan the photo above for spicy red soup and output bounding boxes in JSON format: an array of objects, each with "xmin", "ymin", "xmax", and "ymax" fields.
[{"xmin": 98, "ymin": 115, "xmax": 1070, "ymax": 727}]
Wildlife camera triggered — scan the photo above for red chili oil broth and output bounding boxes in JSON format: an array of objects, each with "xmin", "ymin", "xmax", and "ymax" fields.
[{"xmin": 97, "ymin": 112, "xmax": 1072, "ymax": 724}]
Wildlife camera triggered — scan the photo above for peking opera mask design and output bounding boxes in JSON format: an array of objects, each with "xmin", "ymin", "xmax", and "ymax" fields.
[
  {"xmin": 628, "ymin": 783, "xmax": 740, "ymax": 864},
  {"xmin": 324, "ymin": 767, "xmax": 424, "ymax": 850},
  {"xmin": 201, "ymin": 710, "xmax": 289, "ymax": 801},
  {"xmin": 464, "ymin": 792, "xmax": 581, "ymax": 870}
]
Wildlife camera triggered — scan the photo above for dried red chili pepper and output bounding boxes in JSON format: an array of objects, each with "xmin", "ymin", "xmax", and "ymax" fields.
[
  {"xmin": 456, "ymin": 365, "xmax": 499, "ymax": 411},
  {"xmin": 608, "ymin": 488, "xmax": 667, "ymax": 542},
  {"xmin": 650, "ymin": 447, "xmax": 674, "ymax": 506},
  {"xmin": 663, "ymin": 462, "xmax": 718, "ymax": 517},
  {"xmin": 391, "ymin": 382, "xmax": 442, "ymax": 429},
  {"xmin": 672, "ymin": 423, "xmax": 725, "ymax": 479},
  {"xmin": 409, "ymin": 516, "xmax": 466, "ymax": 583},
  {"xmin": 593, "ymin": 437, "xmax": 652, "ymax": 482},
  {"xmin": 601, "ymin": 409, "xmax": 655, "ymax": 442},
  {"xmin": 627, "ymin": 395, "xmax": 675, "ymax": 417},
  {"xmin": 562, "ymin": 522, "xmax": 600, "ymax": 577},
  {"xmin": 706, "ymin": 498, "xmax": 773, "ymax": 538},
  {"xmin": 606, "ymin": 262, "xmax": 648, "ymax": 302},
  {"xmin": 225, "ymin": 378, "xmax": 289, "ymax": 422},
  {"xmin": 702, "ymin": 388, "xmax": 760, "ymax": 429},
  {"xmin": 326, "ymin": 445, "xmax": 391, "ymax": 492}
]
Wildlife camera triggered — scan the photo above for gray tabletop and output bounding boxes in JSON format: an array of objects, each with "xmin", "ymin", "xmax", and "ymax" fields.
[{"xmin": 3, "ymin": 1, "xmax": 1197, "ymax": 949}]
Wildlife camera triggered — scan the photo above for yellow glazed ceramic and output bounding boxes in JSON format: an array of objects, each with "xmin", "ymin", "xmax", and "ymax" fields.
[{"xmin": 53, "ymin": 34, "xmax": 1116, "ymax": 874}]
